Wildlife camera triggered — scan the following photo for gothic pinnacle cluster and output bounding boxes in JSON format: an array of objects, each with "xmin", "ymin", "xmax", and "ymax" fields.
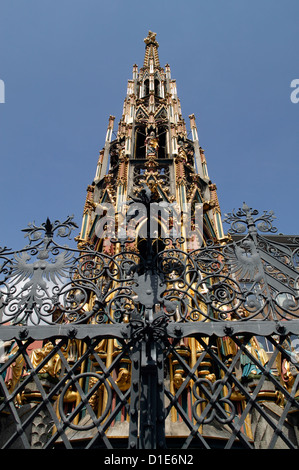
[{"xmin": 79, "ymin": 31, "xmax": 224, "ymax": 249}]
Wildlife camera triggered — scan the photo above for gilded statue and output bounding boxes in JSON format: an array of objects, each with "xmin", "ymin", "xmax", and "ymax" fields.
[{"xmin": 145, "ymin": 131, "xmax": 159, "ymax": 156}]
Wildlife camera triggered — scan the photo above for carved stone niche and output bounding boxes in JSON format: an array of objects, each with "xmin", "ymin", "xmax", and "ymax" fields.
[{"xmin": 0, "ymin": 403, "xmax": 52, "ymax": 449}]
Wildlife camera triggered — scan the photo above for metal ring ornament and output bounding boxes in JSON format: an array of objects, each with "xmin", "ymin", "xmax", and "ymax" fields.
[
  {"xmin": 192, "ymin": 378, "xmax": 236, "ymax": 425},
  {"xmin": 58, "ymin": 372, "xmax": 113, "ymax": 431}
]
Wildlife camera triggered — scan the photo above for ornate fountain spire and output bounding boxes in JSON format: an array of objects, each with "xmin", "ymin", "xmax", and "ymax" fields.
[{"xmin": 78, "ymin": 31, "xmax": 226, "ymax": 250}]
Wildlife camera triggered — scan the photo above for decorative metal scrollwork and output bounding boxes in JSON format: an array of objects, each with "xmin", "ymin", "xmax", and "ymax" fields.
[
  {"xmin": 0, "ymin": 204, "xmax": 298, "ymax": 326},
  {"xmin": 223, "ymin": 202, "xmax": 277, "ymax": 235},
  {"xmin": 192, "ymin": 378, "xmax": 236, "ymax": 425},
  {"xmin": 130, "ymin": 312, "xmax": 169, "ymax": 344}
]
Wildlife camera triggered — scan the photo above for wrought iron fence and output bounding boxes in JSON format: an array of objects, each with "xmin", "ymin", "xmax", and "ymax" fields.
[{"xmin": 0, "ymin": 204, "xmax": 298, "ymax": 449}]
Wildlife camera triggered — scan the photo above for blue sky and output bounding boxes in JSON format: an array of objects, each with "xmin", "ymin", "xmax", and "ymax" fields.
[{"xmin": 0, "ymin": 0, "xmax": 298, "ymax": 249}]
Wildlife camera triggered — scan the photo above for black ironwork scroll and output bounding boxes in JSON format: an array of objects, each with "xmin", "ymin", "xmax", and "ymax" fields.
[
  {"xmin": 0, "ymin": 205, "xmax": 298, "ymax": 327},
  {"xmin": 0, "ymin": 205, "xmax": 298, "ymax": 450}
]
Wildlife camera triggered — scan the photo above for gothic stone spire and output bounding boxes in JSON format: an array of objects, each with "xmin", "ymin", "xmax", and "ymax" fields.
[{"xmin": 79, "ymin": 32, "xmax": 225, "ymax": 247}]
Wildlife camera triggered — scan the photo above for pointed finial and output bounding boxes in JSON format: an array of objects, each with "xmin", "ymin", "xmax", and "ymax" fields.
[
  {"xmin": 144, "ymin": 31, "xmax": 159, "ymax": 48},
  {"xmin": 223, "ymin": 203, "xmax": 277, "ymax": 235},
  {"xmin": 143, "ymin": 31, "xmax": 160, "ymax": 68}
]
